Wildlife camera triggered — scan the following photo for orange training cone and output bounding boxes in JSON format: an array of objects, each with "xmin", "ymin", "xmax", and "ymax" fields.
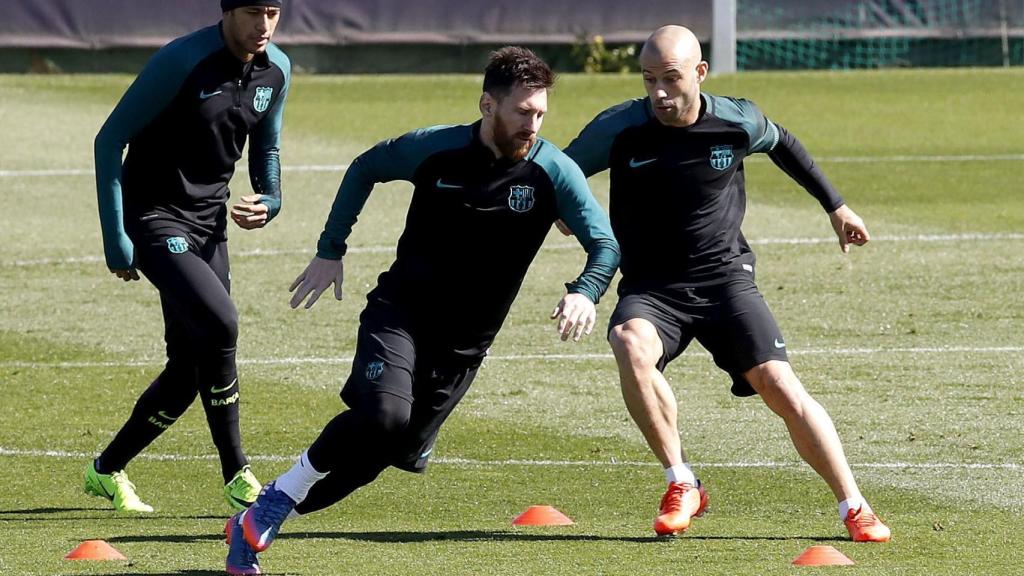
[
  {"xmin": 512, "ymin": 505, "xmax": 574, "ymax": 526},
  {"xmin": 792, "ymin": 545, "xmax": 854, "ymax": 566},
  {"xmin": 64, "ymin": 540, "xmax": 127, "ymax": 561}
]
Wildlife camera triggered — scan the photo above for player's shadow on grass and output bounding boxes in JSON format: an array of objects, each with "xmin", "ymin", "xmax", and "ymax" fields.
[
  {"xmin": 107, "ymin": 529, "xmax": 846, "ymax": 545},
  {"xmin": 279, "ymin": 529, "xmax": 846, "ymax": 544},
  {"xmin": 0, "ymin": 506, "xmax": 228, "ymax": 522},
  {"xmin": 109, "ymin": 533, "xmax": 226, "ymax": 544},
  {"xmin": 0, "ymin": 506, "xmax": 98, "ymax": 514},
  {"xmin": 93, "ymin": 565, "xmax": 226, "ymax": 569}
]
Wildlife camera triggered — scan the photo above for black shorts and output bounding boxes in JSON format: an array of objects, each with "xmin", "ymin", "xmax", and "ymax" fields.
[
  {"xmin": 608, "ymin": 276, "xmax": 788, "ymax": 397},
  {"xmin": 341, "ymin": 303, "xmax": 481, "ymax": 472}
]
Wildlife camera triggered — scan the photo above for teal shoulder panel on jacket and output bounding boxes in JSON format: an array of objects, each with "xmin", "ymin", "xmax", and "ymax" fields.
[
  {"xmin": 704, "ymin": 93, "xmax": 780, "ymax": 154},
  {"xmin": 530, "ymin": 138, "xmax": 620, "ymax": 303},
  {"xmin": 266, "ymin": 42, "xmax": 291, "ymax": 83},
  {"xmin": 371, "ymin": 123, "xmax": 475, "ymax": 183},
  {"xmin": 563, "ymin": 97, "xmax": 651, "ymax": 177},
  {"xmin": 316, "ymin": 124, "xmax": 475, "ymax": 259},
  {"xmin": 93, "ymin": 24, "xmax": 224, "ymax": 270}
]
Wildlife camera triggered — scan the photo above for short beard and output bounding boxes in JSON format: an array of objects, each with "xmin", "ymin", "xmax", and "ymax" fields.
[{"xmin": 493, "ymin": 115, "xmax": 534, "ymax": 161}]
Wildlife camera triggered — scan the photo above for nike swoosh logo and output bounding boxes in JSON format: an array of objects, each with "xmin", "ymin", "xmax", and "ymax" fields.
[
  {"xmin": 199, "ymin": 89, "xmax": 223, "ymax": 100},
  {"xmin": 156, "ymin": 411, "xmax": 179, "ymax": 421},
  {"xmin": 259, "ymin": 526, "xmax": 274, "ymax": 547},
  {"xmin": 774, "ymin": 339, "xmax": 786, "ymax": 349},
  {"xmin": 629, "ymin": 157, "xmax": 657, "ymax": 168},
  {"xmin": 95, "ymin": 479, "xmax": 113, "ymax": 499},
  {"xmin": 420, "ymin": 447, "xmax": 433, "ymax": 459},
  {"xmin": 210, "ymin": 378, "xmax": 238, "ymax": 394},
  {"xmin": 436, "ymin": 179, "xmax": 464, "ymax": 189}
]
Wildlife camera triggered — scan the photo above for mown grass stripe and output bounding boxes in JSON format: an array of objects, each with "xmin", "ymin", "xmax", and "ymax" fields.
[
  {"xmin": 1, "ymin": 446, "xmax": 1018, "ymax": 470},
  {"xmin": 3, "ymin": 346, "xmax": 1020, "ymax": 370},
  {"xmin": 5, "ymin": 232, "xmax": 1023, "ymax": 268},
  {"xmin": 2, "ymin": 153, "xmax": 1021, "ymax": 178}
]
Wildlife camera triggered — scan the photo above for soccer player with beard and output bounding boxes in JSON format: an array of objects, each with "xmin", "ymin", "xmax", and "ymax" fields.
[{"xmin": 224, "ymin": 46, "xmax": 620, "ymax": 574}]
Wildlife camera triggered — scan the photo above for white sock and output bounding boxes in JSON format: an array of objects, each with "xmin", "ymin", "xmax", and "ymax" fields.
[
  {"xmin": 665, "ymin": 463, "xmax": 696, "ymax": 485},
  {"xmin": 839, "ymin": 497, "xmax": 870, "ymax": 520},
  {"xmin": 274, "ymin": 450, "xmax": 328, "ymax": 505}
]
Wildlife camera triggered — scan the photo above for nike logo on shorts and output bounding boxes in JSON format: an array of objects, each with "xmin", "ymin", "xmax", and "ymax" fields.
[{"xmin": 199, "ymin": 89, "xmax": 223, "ymax": 100}]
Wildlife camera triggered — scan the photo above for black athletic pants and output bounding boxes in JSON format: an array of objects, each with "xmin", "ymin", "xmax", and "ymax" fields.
[
  {"xmin": 97, "ymin": 228, "xmax": 247, "ymax": 482},
  {"xmin": 296, "ymin": 304, "xmax": 480, "ymax": 514}
]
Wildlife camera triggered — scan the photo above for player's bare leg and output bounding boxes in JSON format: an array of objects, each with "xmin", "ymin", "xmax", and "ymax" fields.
[
  {"xmin": 610, "ymin": 319, "xmax": 681, "ymax": 468},
  {"xmin": 744, "ymin": 360, "xmax": 890, "ymax": 542},
  {"xmin": 610, "ymin": 319, "xmax": 707, "ymax": 535}
]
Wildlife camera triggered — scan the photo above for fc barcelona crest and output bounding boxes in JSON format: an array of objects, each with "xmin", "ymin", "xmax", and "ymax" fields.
[
  {"xmin": 709, "ymin": 145, "xmax": 734, "ymax": 171},
  {"xmin": 508, "ymin": 185, "xmax": 535, "ymax": 213},
  {"xmin": 253, "ymin": 86, "xmax": 273, "ymax": 113},
  {"xmin": 166, "ymin": 236, "xmax": 189, "ymax": 254},
  {"xmin": 365, "ymin": 360, "xmax": 384, "ymax": 380}
]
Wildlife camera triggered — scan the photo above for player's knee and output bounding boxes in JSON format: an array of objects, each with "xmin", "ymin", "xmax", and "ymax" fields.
[
  {"xmin": 203, "ymin": 306, "xmax": 239, "ymax": 349},
  {"xmin": 748, "ymin": 362, "xmax": 806, "ymax": 417},
  {"xmin": 356, "ymin": 394, "xmax": 412, "ymax": 437},
  {"xmin": 132, "ymin": 382, "xmax": 195, "ymax": 426},
  {"xmin": 609, "ymin": 321, "xmax": 659, "ymax": 367},
  {"xmin": 161, "ymin": 359, "xmax": 198, "ymax": 386},
  {"xmin": 221, "ymin": 306, "xmax": 240, "ymax": 344},
  {"xmin": 138, "ymin": 372, "xmax": 197, "ymax": 408}
]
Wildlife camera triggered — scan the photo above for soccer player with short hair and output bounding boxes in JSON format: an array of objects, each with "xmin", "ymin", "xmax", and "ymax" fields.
[
  {"xmin": 224, "ymin": 46, "xmax": 620, "ymax": 574},
  {"xmin": 563, "ymin": 25, "xmax": 890, "ymax": 542},
  {"xmin": 88, "ymin": 0, "xmax": 290, "ymax": 512}
]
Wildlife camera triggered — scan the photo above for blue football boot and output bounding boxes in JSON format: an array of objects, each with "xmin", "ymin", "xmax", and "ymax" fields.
[
  {"xmin": 225, "ymin": 512, "xmax": 261, "ymax": 575},
  {"xmin": 241, "ymin": 482, "xmax": 296, "ymax": 552}
]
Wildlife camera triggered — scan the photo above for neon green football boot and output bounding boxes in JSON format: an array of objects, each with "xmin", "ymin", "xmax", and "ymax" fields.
[
  {"xmin": 84, "ymin": 462, "xmax": 154, "ymax": 513},
  {"xmin": 224, "ymin": 465, "xmax": 262, "ymax": 512}
]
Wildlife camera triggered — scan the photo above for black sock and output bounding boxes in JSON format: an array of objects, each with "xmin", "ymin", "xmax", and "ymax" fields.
[
  {"xmin": 97, "ymin": 372, "xmax": 196, "ymax": 473},
  {"xmin": 198, "ymin": 367, "xmax": 247, "ymax": 483}
]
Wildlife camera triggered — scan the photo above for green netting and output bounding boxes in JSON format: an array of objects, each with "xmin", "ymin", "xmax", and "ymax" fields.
[{"xmin": 736, "ymin": 0, "xmax": 1024, "ymax": 69}]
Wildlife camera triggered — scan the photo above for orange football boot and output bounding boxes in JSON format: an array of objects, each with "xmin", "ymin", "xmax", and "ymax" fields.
[
  {"xmin": 844, "ymin": 506, "xmax": 891, "ymax": 542},
  {"xmin": 653, "ymin": 480, "xmax": 708, "ymax": 536}
]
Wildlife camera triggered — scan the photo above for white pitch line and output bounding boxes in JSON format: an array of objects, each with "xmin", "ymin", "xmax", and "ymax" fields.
[
  {"xmin": 752, "ymin": 232, "xmax": 1024, "ymax": 245},
  {"xmin": 744, "ymin": 153, "xmax": 1024, "ymax": 164},
  {"xmin": 277, "ymin": 164, "xmax": 349, "ymax": 173},
  {"xmin": 3, "ymin": 346, "xmax": 1021, "ymax": 370},
  {"xmin": 2, "ymin": 153, "xmax": 1021, "ymax": 178},
  {"xmin": 811, "ymin": 153, "xmax": 1024, "ymax": 163},
  {"xmin": 4, "ymin": 244, "xmax": 389, "ymax": 268},
  {"xmin": 0, "ymin": 168, "xmax": 95, "ymax": 177},
  {"xmin": 0, "ymin": 447, "xmax": 1018, "ymax": 470},
  {"xmin": 0, "ymin": 164, "xmax": 349, "ymax": 178},
  {"xmin": 5, "ymin": 232, "xmax": 1023, "ymax": 268}
]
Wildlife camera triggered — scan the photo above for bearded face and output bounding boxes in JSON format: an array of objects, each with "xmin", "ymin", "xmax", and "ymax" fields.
[
  {"xmin": 483, "ymin": 85, "xmax": 547, "ymax": 161},
  {"xmin": 492, "ymin": 111, "xmax": 536, "ymax": 161}
]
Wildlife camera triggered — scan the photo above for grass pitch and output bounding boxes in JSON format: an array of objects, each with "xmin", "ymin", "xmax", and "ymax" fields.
[{"xmin": 0, "ymin": 68, "xmax": 1022, "ymax": 575}]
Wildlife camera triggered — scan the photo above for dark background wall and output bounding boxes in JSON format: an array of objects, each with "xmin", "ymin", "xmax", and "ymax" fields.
[{"xmin": 2, "ymin": 1, "xmax": 1020, "ymax": 73}]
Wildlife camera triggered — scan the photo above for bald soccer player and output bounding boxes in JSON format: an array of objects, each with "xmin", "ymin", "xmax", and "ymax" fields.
[{"xmin": 563, "ymin": 25, "xmax": 890, "ymax": 542}]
